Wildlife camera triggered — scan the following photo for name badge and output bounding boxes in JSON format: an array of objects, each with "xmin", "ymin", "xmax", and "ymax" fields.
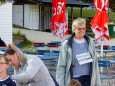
[{"xmin": 76, "ymin": 52, "xmax": 93, "ymax": 65}]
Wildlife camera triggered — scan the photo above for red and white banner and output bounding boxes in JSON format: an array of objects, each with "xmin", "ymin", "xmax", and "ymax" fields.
[
  {"xmin": 91, "ymin": 0, "xmax": 110, "ymax": 43},
  {"xmin": 51, "ymin": 0, "xmax": 68, "ymax": 38}
]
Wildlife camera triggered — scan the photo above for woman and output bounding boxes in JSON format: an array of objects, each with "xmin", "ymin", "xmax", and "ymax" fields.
[
  {"xmin": 56, "ymin": 18, "xmax": 102, "ymax": 86},
  {"xmin": 0, "ymin": 56, "xmax": 16, "ymax": 86},
  {"xmin": 4, "ymin": 43, "xmax": 55, "ymax": 86}
]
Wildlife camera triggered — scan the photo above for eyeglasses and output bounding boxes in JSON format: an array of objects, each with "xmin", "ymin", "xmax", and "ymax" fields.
[
  {"xmin": 0, "ymin": 62, "xmax": 8, "ymax": 66},
  {"xmin": 76, "ymin": 28, "xmax": 86, "ymax": 30}
]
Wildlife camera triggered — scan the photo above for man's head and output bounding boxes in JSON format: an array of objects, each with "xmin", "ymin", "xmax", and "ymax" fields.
[
  {"xmin": 4, "ymin": 48, "xmax": 20, "ymax": 67},
  {"xmin": 68, "ymin": 79, "xmax": 81, "ymax": 86},
  {"xmin": 0, "ymin": 56, "xmax": 9, "ymax": 74}
]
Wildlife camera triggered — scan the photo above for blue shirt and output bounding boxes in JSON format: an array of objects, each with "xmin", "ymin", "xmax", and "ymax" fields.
[{"xmin": 73, "ymin": 38, "xmax": 90, "ymax": 77}]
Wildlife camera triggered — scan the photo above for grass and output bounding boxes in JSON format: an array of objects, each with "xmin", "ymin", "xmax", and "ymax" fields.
[
  {"xmin": 109, "ymin": 12, "xmax": 115, "ymax": 22},
  {"xmin": 68, "ymin": 8, "xmax": 96, "ymax": 19},
  {"xmin": 68, "ymin": 8, "xmax": 115, "ymax": 22},
  {"xmin": 13, "ymin": 31, "xmax": 33, "ymax": 48},
  {"xmin": 13, "ymin": 24, "xmax": 28, "ymax": 30}
]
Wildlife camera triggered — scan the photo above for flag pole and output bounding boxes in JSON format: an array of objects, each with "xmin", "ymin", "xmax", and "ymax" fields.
[
  {"xmin": 101, "ymin": 36, "xmax": 104, "ymax": 58},
  {"xmin": 100, "ymin": 35, "xmax": 104, "ymax": 72}
]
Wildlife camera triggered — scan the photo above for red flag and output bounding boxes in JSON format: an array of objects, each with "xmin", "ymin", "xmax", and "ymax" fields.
[
  {"xmin": 51, "ymin": 0, "xmax": 68, "ymax": 38},
  {"xmin": 91, "ymin": 0, "xmax": 110, "ymax": 43}
]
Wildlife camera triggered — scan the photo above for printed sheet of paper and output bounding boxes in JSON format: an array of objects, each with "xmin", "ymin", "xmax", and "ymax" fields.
[{"xmin": 76, "ymin": 52, "xmax": 93, "ymax": 65}]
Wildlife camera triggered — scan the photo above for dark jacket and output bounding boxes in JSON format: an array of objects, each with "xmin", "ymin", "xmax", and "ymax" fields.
[{"xmin": 0, "ymin": 76, "xmax": 16, "ymax": 86}]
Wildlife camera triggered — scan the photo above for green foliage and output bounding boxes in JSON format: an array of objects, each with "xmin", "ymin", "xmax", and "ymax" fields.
[
  {"xmin": 83, "ymin": 0, "xmax": 93, "ymax": 3},
  {"xmin": 0, "ymin": 0, "xmax": 5, "ymax": 4},
  {"xmin": 13, "ymin": 32, "xmax": 33, "ymax": 48},
  {"xmin": 13, "ymin": 31, "xmax": 22, "ymax": 37},
  {"xmin": 109, "ymin": 0, "xmax": 115, "ymax": 12},
  {"xmin": 109, "ymin": 12, "xmax": 115, "ymax": 23},
  {"xmin": 20, "ymin": 36, "xmax": 33, "ymax": 47},
  {"xmin": 13, "ymin": 24, "xmax": 28, "ymax": 30},
  {"xmin": 68, "ymin": 8, "xmax": 96, "ymax": 19},
  {"xmin": 68, "ymin": 8, "xmax": 115, "ymax": 23}
]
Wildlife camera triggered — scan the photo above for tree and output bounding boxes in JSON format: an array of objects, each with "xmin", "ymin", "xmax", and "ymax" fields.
[
  {"xmin": 0, "ymin": 0, "xmax": 6, "ymax": 4},
  {"xmin": 83, "ymin": 0, "xmax": 93, "ymax": 3},
  {"xmin": 109, "ymin": 0, "xmax": 115, "ymax": 12},
  {"xmin": 83, "ymin": 0, "xmax": 115, "ymax": 11}
]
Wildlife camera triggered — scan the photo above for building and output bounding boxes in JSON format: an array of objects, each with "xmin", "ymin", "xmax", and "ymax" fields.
[
  {"xmin": 13, "ymin": 0, "xmax": 90, "ymax": 31},
  {"xmin": 0, "ymin": 1, "xmax": 12, "ymax": 45}
]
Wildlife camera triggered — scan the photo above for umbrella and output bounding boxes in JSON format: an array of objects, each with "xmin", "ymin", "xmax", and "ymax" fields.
[
  {"xmin": 91, "ymin": 0, "xmax": 110, "ymax": 57},
  {"xmin": 51, "ymin": 0, "xmax": 68, "ymax": 38}
]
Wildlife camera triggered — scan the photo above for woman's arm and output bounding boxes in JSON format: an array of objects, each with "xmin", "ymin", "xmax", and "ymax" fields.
[
  {"xmin": 56, "ymin": 41, "xmax": 68, "ymax": 86},
  {"xmin": 12, "ymin": 56, "xmax": 43, "ymax": 82}
]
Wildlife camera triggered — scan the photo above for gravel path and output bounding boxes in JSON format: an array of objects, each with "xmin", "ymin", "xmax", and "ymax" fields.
[
  {"xmin": 13, "ymin": 28, "xmax": 115, "ymax": 46},
  {"xmin": 13, "ymin": 28, "xmax": 68, "ymax": 43}
]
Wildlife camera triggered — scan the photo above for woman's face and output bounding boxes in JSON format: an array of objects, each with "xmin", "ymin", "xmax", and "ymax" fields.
[
  {"xmin": 74, "ymin": 25, "xmax": 86, "ymax": 39},
  {"xmin": 5, "ymin": 53, "xmax": 20, "ymax": 67},
  {"xmin": 0, "ymin": 58, "xmax": 9, "ymax": 74}
]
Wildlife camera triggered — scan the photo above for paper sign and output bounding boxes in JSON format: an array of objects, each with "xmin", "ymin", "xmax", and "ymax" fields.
[{"xmin": 76, "ymin": 52, "xmax": 93, "ymax": 65}]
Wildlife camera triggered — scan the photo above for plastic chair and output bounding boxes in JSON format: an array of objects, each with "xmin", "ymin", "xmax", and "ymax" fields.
[{"xmin": 98, "ymin": 60, "xmax": 115, "ymax": 85}]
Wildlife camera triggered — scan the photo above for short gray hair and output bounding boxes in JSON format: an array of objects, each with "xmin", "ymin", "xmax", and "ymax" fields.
[{"xmin": 72, "ymin": 18, "xmax": 86, "ymax": 32}]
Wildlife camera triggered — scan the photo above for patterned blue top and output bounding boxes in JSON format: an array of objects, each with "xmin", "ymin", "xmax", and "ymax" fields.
[
  {"xmin": 0, "ymin": 76, "xmax": 16, "ymax": 86},
  {"xmin": 73, "ymin": 38, "xmax": 90, "ymax": 78}
]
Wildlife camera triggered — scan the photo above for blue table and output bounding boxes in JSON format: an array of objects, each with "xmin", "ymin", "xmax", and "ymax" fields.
[
  {"xmin": 109, "ymin": 60, "xmax": 115, "ymax": 64},
  {"xmin": 0, "ymin": 47, "xmax": 6, "ymax": 51},
  {"xmin": 96, "ymin": 49, "xmax": 115, "ymax": 53},
  {"xmin": 40, "ymin": 52, "xmax": 59, "ymax": 60}
]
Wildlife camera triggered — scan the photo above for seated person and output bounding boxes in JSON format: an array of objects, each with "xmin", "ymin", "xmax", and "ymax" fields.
[
  {"xmin": 0, "ymin": 56, "xmax": 16, "ymax": 86},
  {"xmin": 68, "ymin": 79, "xmax": 81, "ymax": 86}
]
